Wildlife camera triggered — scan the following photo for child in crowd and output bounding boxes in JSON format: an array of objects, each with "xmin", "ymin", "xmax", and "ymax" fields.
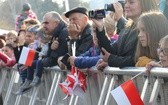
[
  {"xmin": 15, "ymin": 3, "xmax": 37, "ymax": 31},
  {"xmin": 135, "ymin": 11, "xmax": 168, "ymax": 67},
  {"xmin": 37, "ymin": 28, "xmax": 51, "ymax": 59},
  {"xmin": 146, "ymin": 35, "xmax": 168, "ymax": 71},
  {"xmin": 15, "ymin": 25, "xmax": 40, "ymax": 94},
  {"xmin": 0, "ymin": 44, "xmax": 16, "ymax": 67},
  {"xmin": 26, "ymin": 25, "xmax": 40, "ymax": 50},
  {"xmin": 6, "ymin": 30, "xmax": 18, "ymax": 47},
  {"xmin": 0, "ymin": 38, "xmax": 6, "ymax": 49},
  {"xmin": 17, "ymin": 26, "xmax": 50, "ymax": 93},
  {"xmin": 146, "ymin": 35, "xmax": 168, "ymax": 105},
  {"xmin": 104, "ymin": 13, "xmax": 118, "ymax": 43}
]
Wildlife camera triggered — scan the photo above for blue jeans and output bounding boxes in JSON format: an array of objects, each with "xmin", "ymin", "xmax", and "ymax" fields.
[
  {"xmin": 17, "ymin": 64, "xmax": 27, "ymax": 83},
  {"xmin": 27, "ymin": 57, "xmax": 56, "ymax": 80}
]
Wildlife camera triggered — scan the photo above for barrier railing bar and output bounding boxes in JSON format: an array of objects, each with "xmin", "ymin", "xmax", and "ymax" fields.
[
  {"xmin": 69, "ymin": 95, "xmax": 75, "ymax": 105},
  {"xmin": 97, "ymin": 75, "xmax": 111, "ymax": 105},
  {"xmin": 0, "ymin": 70, "xmax": 7, "ymax": 94},
  {"xmin": 149, "ymin": 78, "xmax": 163, "ymax": 105},
  {"xmin": 141, "ymin": 77, "xmax": 149, "ymax": 102},
  {"xmin": 104, "ymin": 75, "xmax": 117, "ymax": 105},
  {"xmin": 50, "ymin": 73, "xmax": 62, "ymax": 105},
  {"xmin": 28, "ymin": 86, "xmax": 40, "ymax": 105},
  {"xmin": 43, "ymin": 72, "xmax": 51, "ymax": 97},
  {"xmin": 104, "ymin": 67, "xmax": 168, "ymax": 77},
  {"xmin": 46, "ymin": 73, "xmax": 58, "ymax": 105},
  {"xmin": 14, "ymin": 95, "xmax": 22, "ymax": 105},
  {"xmin": 97, "ymin": 73, "xmax": 103, "ymax": 93},
  {"xmin": 3, "ymin": 70, "xmax": 17, "ymax": 105},
  {"xmin": 74, "ymin": 96, "xmax": 79, "ymax": 105},
  {"xmin": 86, "ymin": 73, "xmax": 93, "ymax": 105}
]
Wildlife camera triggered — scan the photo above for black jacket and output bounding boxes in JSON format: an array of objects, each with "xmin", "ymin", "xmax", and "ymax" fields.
[
  {"xmin": 47, "ymin": 21, "xmax": 69, "ymax": 63},
  {"xmin": 96, "ymin": 23, "xmax": 138, "ymax": 68},
  {"xmin": 13, "ymin": 44, "xmax": 28, "ymax": 63},
  {"xmin": 68, "ymin": 24, "xmax": 93, "ymax": 56}
]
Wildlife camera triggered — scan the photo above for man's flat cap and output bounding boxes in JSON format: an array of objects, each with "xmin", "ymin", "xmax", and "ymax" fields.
[{"xmin": 65, "ymin": 7, "xmax": 88, "ymax": 18}]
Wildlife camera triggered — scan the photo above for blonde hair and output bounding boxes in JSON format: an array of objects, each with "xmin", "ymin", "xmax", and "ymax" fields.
[
  {"xmin": 6, "ymin": 30, "xmax": 18, "ymax": 38},
  {"xmin": 159, "ymin": 35, "xmax": 168, "ymax": 47},
  {"xmin": 104, "ymin": 14, "xmax": 116, "ymax": 34},
  {"xmin": 126, "ymin": 0, "xmax": 159, "ymax": 27}
]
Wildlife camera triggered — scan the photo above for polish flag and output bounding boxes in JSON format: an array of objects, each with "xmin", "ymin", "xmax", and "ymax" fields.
[
  {"xmin": 18, "ymin": 47, "xmax": 36, "ymax": 66},
  {"xmin": 111, "ymin": 79, "xmax": 144, "ymax": 105}
]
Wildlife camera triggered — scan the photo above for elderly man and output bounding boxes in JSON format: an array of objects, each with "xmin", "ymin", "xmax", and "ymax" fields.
[
  {"xmin": 58, "ymin": 7, "xmax": 93, "ymax": 70},
  {"xmin": 17, "ymin": 11, "xmax": 69, "ymax": 94}
]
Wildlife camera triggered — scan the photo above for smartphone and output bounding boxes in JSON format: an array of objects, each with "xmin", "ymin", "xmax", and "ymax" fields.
[{"xmin": 60, "ymin": 53, "xmax": 71, "ymax": 70}]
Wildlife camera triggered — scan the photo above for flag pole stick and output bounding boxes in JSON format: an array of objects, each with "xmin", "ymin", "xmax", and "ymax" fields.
[{"xmin": 131, "ymin": 71, "xmax": 144, "ymax": 80}]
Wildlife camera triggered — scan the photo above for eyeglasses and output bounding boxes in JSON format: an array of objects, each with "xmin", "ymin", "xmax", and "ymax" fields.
[{"xmin": 157, "ymin": 48, "xmax": 168, "ymax": 56}]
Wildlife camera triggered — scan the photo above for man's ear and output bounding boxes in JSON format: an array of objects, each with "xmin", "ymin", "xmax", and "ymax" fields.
[{"xmin": 84, "ymin": 15, "xmax": 89, "ymax": 22}]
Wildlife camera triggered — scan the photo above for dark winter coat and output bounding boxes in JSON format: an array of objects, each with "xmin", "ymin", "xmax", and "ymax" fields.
[
  {"xmin": 96, "ymin": 22, "xmax": 138, "ymax": 68},
  {"xmin": 47, "ymin": 21, "xmax": 69, "ymax": 65},
  {"xmin": 68, "ymin": 24, "xmax": 93, "ymax": 56}
]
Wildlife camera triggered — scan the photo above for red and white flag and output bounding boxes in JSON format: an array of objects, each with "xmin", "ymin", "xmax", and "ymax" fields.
[
  {"xmin": 111, "ymin": 79, "xmax": 144, "ymax": 105},
  {"xmin": 18, "ymin": 47, "xmax": 36, "ymax": 66},
  {"xmin": 59, "ymin": 42, "xmax": 87, "ymax": 98},
  {"xmin": 59, "ymin": 66, "xmax": 86, "ymax": 97}
]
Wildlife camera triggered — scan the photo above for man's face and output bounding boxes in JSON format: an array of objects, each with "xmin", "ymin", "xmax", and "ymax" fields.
[
  {"xmin": 68, "ymin": 13, "xmax": 86, "ymax": 31},
  {"xmin": 42, "ymin": 14, "xmax": 58, "ymax": 35}
]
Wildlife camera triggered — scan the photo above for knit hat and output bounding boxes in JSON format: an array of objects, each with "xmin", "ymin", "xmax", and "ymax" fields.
[{"xmin": 22, "ymin": 3, "xmax": 31, "ymax": 11}]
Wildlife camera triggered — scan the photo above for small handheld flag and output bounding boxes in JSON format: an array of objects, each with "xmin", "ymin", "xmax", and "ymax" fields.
[
  {"xmin": 111, "ymin": 79, "xmax": 144, "ymax": 105},
  {"xmin": 18, "ymin": 47, "xmax": 35, "ymax": 66}
]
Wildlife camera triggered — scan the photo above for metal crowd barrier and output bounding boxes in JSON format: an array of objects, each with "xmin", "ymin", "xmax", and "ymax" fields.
[{"xmin": 0, "ymin": 66, "xmax": 168, "ymax": 105}]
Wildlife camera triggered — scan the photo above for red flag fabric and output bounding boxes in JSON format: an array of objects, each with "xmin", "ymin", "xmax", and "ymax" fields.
[
  {"xmin": 59, "ymin": 66, "xmax": 86, "ymax": 96},
  {"xmin": 0, "ymin": 51, "xmax": 16, "ymax": 67},
  {"xmin": 111, "ymin": 79, "xmax": 144, "ymax": 105}
]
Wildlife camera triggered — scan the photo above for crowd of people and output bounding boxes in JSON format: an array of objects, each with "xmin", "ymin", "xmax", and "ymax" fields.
[{"xmin": 0, "ymin": 0, "xmax": 168, "ymax": 103}]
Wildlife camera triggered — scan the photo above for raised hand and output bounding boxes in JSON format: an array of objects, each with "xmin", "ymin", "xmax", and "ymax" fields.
[
  {"xmin": 69, "ymin": 56, "xmax": 76, "ymax": 66},
  {"xmin": 91, "ymin": 18, "xmax": 104, "ymax": 31},
  {"xmin": 68, "ymin": 24, "xmax": 81, "ymax": 39},
  {"xmin": 51, "ymin": 37, "xmax": 59, "ymax": 50},
  {"xmin": 146, "ymin": 61, "xmax": 162, "ymax": 74},
  {"xmin": 113, "ymin": 2, "xmax": 124, "ymax": 21},
  {"xmin": 101, "ymin": 47, "xmax": 110, "ymax": 62},
  {"xmin": 96, "ymin": 59, "xmax": 108, "ymax": 71}
]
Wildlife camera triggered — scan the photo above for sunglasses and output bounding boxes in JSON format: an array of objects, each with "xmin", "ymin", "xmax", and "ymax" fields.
[{"xmin": 157, "ymin": 48, "xmax": 168, "ymax": 56}]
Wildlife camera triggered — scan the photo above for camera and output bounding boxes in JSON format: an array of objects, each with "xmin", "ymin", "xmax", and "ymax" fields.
[
  {"xmin": 104, "ymin": 4, "xmax": 115, "ymax": 12},
  {"xmin": 105, "ymin": 1, "xmax": 125, "ymax": 12},
  {"xmin": 88, "ymin": 1, "xmax": 125, "ymax": 19},
  {"xmin": 88, "ymin": 9, "xmax": 106, "ymax": 19}
]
